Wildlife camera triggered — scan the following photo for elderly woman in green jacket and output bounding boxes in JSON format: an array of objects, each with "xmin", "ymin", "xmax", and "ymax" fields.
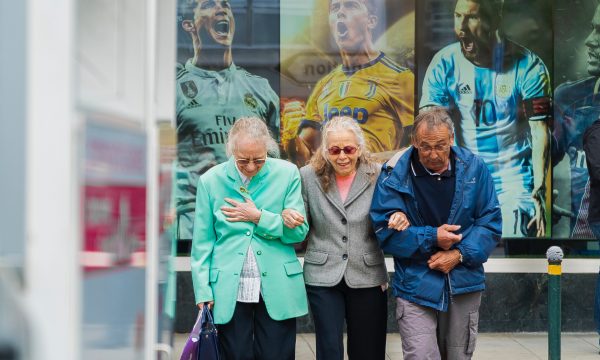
[{"xmin": 191, "ymin": 117, "xmax": 309, "ymax": 360}]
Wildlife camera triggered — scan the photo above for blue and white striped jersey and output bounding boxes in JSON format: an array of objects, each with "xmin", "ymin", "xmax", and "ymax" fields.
[{"xmin": 420, "ymin": 40, "xmax": 551, "ymax": 237}]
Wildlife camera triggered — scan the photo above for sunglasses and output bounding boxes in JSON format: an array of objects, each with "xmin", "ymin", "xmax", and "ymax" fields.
[{"xmin": 327, "ymin": 146, "xmax": 358, "ymax": 155}]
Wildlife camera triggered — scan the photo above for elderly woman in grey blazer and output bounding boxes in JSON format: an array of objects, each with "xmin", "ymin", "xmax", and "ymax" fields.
[{"xmin": 283, "ymin": 116, "xmax": 408, "ymax": 360}]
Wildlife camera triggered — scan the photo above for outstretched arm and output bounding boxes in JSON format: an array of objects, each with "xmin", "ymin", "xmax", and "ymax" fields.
[{"xmin": 528, "ymin": 120, "xmax": 550, "ymax": 237}]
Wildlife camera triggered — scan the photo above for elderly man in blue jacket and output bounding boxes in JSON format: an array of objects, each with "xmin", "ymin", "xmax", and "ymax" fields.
[{"xmin": 370, "ymin": 107, "xmax": 502, "ymax": 360}]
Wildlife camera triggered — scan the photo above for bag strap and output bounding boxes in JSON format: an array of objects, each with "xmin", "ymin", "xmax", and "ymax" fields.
[
  {"xmin": 190, "ymin": 308, "xmax": 204, "ymax": 338},
  {"xmin": 205, "ymin": 306, "xmax": 214, "ymax": 324},
  {"xmin": 202, "ymin": 305, "xmax": 217, "ymax": 332}
]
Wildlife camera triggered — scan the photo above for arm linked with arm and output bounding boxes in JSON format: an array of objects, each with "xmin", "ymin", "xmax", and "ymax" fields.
[
  {"xmin": 369, "ymin": 171, "xmax": 437, "ymax": 258},
  {"xmin": 253, "ymin": 169, "xmax": 309, "ymax": 244}
]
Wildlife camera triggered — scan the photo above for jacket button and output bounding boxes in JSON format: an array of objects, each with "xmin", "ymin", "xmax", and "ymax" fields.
[
  {"xmin": 257, "ymin": 250, "xmax": 262, "ymax": 255},
  {"xmin": 341, "ymin": 218, "xmax": 347, "ymax": 225},
  {"xmin": 342, "ymin": 254, "xmax": 348, "ymax": 260},
  {"xmin": 246, "ymin": 231, "xmax": 251, "ymax": 236},
  {"xmin": 262, "ymin": 272, "xmax": 267, "ymax": 276},
  {"xmin": 342, "ymin": 236, "xmax": 348, "ymax": 242}
]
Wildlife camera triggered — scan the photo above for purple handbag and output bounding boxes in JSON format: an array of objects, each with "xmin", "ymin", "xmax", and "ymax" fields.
[{"xmin": 180, "ymin": 306, "xmax": 220, "ymax": 360}]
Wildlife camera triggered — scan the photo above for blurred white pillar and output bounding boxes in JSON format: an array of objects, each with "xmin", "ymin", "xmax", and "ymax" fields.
[
  {"xmin": 145, "ymin": 0, "xmax": 159, "ymax": 358},
  {"xmin": 25, "ymin": 1, "xmax": 81, "ymax": 360}
]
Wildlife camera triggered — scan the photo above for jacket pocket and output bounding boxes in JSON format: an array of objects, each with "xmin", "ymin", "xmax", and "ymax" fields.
[
  {"xmin": 284, "ymin": 260, "xmax": 303, "ymax": 276},
  {"xmin": 209, "ymin": 269, "xmax": 220, "ymax": 283},
  {"xmin": 466, "ymin": 311, "xmax": 479, "ymax": 354},
  {"xmin": 363, "ymin": 250, "xmax": 385, "ymax": 266},
  {"xmin": 304, "ymin": 250, "xmax": 328, "ymax": 265}
]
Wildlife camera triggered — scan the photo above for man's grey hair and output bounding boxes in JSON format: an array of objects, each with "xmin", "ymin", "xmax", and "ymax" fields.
[
  {"xmin": 413, "ymin": 107, "xmax": 455, "ymax": 139},
  {"xmin": 226, "ymin": 117, "xmax": 280, "ymax": 158}
]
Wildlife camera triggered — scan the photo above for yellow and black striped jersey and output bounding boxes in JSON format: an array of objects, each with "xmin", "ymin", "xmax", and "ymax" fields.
[{"xmin": 303, "ymin": 53, "xmax": 414, "ymax": 153}]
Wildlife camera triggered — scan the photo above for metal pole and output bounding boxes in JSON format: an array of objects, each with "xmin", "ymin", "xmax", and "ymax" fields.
[{"xmin": 547, "ymin": 246, "xmax": 564, "ymax": 360}]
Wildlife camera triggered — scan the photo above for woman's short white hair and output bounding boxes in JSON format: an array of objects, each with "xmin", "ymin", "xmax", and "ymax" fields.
[{"xmin": 226, "ymin": 117, "xmax": 280, "ymax": 158}]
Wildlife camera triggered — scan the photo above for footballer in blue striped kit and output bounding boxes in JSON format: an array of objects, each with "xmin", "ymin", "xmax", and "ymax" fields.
[{"xmin": 420, "ymin": 0, "xmax": 551, "ymax": 238}]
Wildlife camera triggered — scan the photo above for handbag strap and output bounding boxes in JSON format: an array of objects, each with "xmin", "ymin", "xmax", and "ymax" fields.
[
  {"xmin": 191, "ymin": 303, "xmax": 212, "ymax": 337},
  {"xmin": 201, "ymin": 305, "xmax": 217, "ymax": 332},
  {"xmin": 190, "ymin": 309, "xmax": 203, "ymax": 338}
]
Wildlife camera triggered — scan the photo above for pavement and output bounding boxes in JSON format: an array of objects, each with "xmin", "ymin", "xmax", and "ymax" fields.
[{"xmin": 174, "ymin": 332, "xmax": 600, "ymax": 359}]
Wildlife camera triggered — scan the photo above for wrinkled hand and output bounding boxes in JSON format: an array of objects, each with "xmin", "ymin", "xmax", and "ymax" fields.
[
  {"xmin": 197, "ymin": 301, "xmax": 214, "ymax": 310},
  {"xmin": 282, "ymin": 208, "xmax": 305, "ymax": 229},
  {"xmin": 428, "ymin": 250, "xmax": 461, "ymax": 274},
  {"xmin": 436, "ymin": 224, "xmax": 462, "ymax": 250},
  {"xmin": 388, "ymin": 211, "xmax": 410, "ymax": 231},
  {"xmin": 221, "ymin": 197, "xmax": 261, "ymax": 224},
  {"xmin": 527, "ymin": 191, "xmax": 546, "ymax": 237}
]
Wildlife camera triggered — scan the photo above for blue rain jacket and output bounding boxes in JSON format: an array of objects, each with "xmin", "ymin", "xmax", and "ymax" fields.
[{"xmin": 370, "ymin": 146, "xmax": 502, "ymax": 311}]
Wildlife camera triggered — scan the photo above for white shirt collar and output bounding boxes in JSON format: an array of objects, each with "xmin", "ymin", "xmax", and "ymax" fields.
[{"xmin": 235, "ymin": 165, "xmax": 251, "ymax": 185}]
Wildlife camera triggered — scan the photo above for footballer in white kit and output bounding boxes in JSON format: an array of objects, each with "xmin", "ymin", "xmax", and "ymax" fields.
[{"xmin": 175, "ymin": 0, "xmax": 279, "ymax": 240}]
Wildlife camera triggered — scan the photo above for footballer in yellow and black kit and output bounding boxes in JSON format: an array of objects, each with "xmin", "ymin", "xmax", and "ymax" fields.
[{"xmin": 299, "ymin": 53, "xmax": 414, "ymax": 155}]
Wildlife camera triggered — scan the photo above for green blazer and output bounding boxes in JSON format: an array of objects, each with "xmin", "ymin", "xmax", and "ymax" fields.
[{"xmin": 191, "ymin": 157, "xmax": 309, "ymax": 324}]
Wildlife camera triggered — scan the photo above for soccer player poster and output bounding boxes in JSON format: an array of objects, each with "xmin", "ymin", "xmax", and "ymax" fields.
[
  {"xmin": 280, "ymin": 0, "xmax": 416, "ymax": 166},
  {"xmin": 174, "ymin": 0, "xmax": 281, "ymax": 243},
  {"xmin": 418, "ymin": 0, "xmax": 553, "ymax": 239},
  {"xmin": 553, "ymin": 0, "xmax": 600, "ymax": 239}
]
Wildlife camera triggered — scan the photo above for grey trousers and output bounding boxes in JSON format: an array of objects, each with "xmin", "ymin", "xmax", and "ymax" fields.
[{"xmin": 396, "ymin": 292, "xmax": 482, "ymax": 360}]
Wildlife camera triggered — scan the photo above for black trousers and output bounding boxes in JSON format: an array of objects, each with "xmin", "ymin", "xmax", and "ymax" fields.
[
  {"xmin": 216, "ymin": 297, "xmax": 296, "ymax": 360},
  {"xmin": 306, "ymin": 281, "xmax": 388, "ymax": 360}
]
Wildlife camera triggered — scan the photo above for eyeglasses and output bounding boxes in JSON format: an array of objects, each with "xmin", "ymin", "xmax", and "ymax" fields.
[
  {"xmin": 327, "ymin": 146, "xmax": 358, "ymax": 156},
  {"xmin": 235, "ymin": 158, "xmax": 266, "ymax": 166},
  {"xmin": 417, "ymin": 144, "xmax": 450, "ymax": 155}
]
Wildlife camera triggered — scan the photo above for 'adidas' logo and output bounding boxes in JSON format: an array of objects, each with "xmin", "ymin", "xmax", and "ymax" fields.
[{"xmin": 458, "ymin": 84, "xmax": 472, "ymax": 95}]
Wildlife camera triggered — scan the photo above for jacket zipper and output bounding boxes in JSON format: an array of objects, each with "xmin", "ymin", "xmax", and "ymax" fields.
[{"xmin": 447, "ymin": 157, "xmax": 467, "ymax": 224}]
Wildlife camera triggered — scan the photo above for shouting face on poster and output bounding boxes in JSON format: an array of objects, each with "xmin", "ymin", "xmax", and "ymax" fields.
[
  {"xmin": 328, "ymin": 0, "xmax": 377, "ymax": 55},
  {"xmin": 453, "ymin": 0, "xmax": 499, "ymax": 66},
  {"xmin": 194, "ymin": 0, "xmax": 235, "ymax": 47},
  {"xmin": 181, "ymin": 0, "xmax": 235, "ymax": 68}
]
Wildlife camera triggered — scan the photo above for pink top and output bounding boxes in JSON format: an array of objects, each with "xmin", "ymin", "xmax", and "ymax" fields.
[{"xmin": 336, "ymin": 172, "xmax": 356, "ymax": 202}]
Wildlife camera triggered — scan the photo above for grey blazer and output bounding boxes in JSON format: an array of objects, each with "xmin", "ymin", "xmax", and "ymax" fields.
[{"xmin": 300, "ymin": 162, "xmax": 388, "ymax": 288}]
